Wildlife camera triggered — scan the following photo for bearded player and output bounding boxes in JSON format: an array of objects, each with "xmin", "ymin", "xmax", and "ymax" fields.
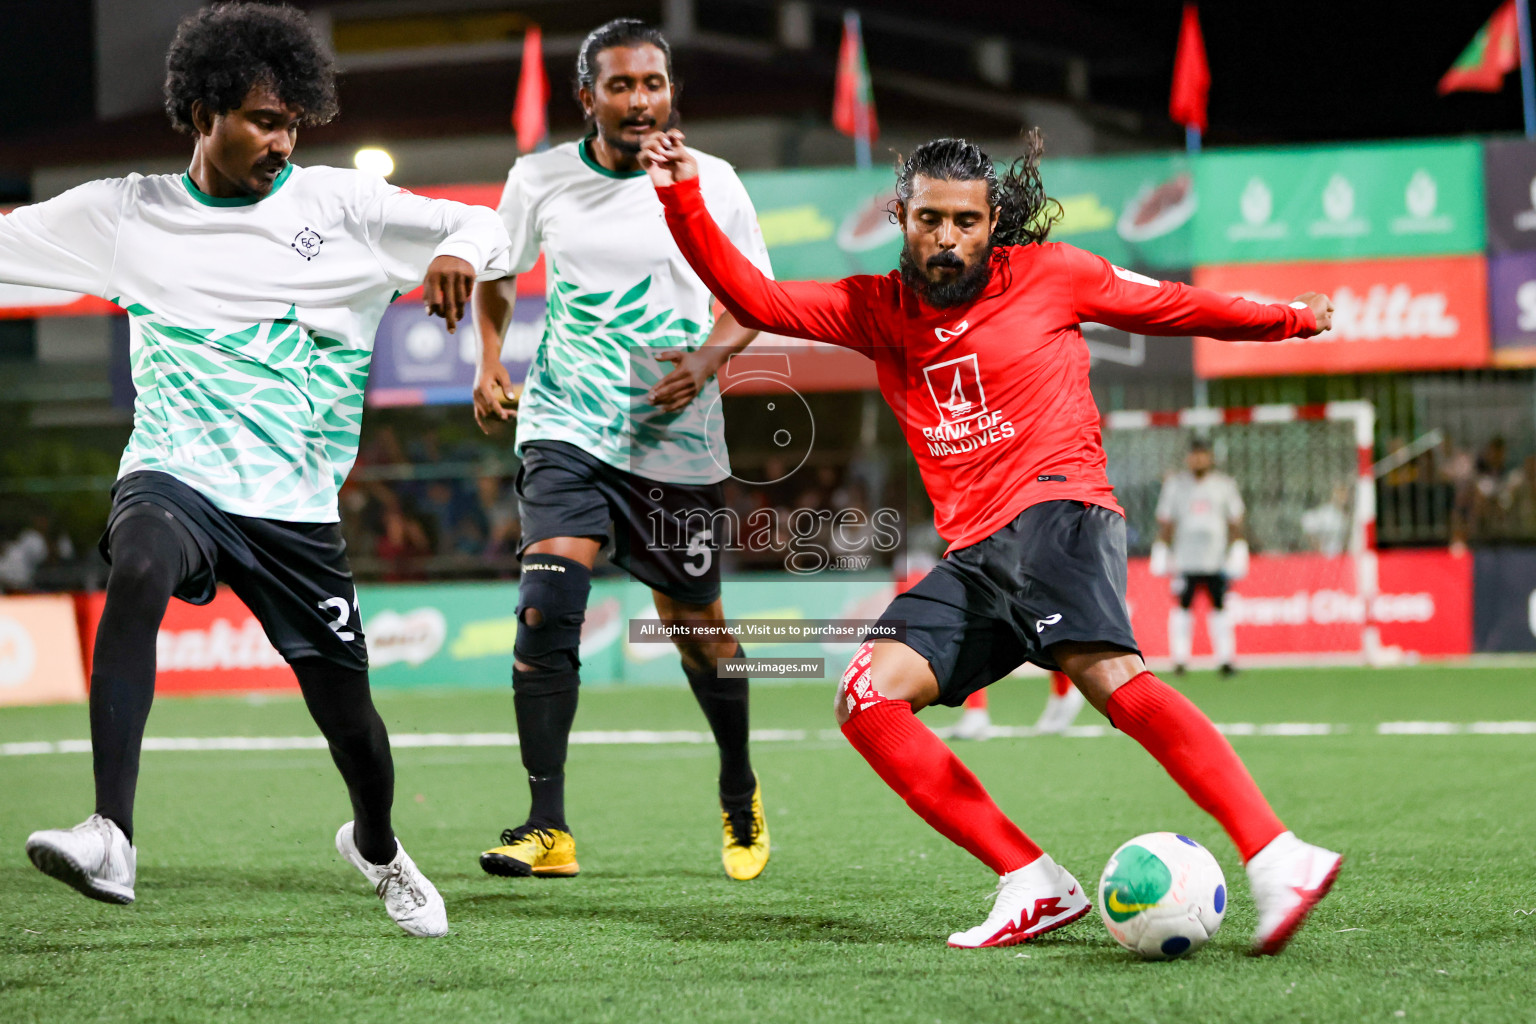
[
  {"xmin": 1151, "ymin": 438, "xmax": 1248, "ymax": 675},
  {"xmin": 470, "ymin": 20, "xmax": 772, "ymax": 882},
  {"xmin": 641, "ymin": 129, "xmax": 1341, "ymax": 954},
  {"xmin": 6, "ymin": 3, "xmax": 512, "ymax": 936}
]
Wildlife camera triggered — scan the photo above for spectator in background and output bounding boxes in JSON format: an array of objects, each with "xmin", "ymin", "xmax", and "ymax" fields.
[
  {"xmin": 477, "ymin": 473, "xmax": 521, "ymax": 560},
  {"xmin": 375, "ymin": 500, "xmax": 432, "ymax": 581},
  {"xmin": 1466, "ymin": 436, "xmax": 1511, "ymax": 541},
  {"xmin": 0, "ymin": 515, "xmax": 52, "ymax": 591},
  {"xmin": 1301, "ymin": 484, "xmax": 1352, "ymax": 557},
  {"xmin": 1509, "ymin": 454, "xmax": 1536, "ymax": 540}
]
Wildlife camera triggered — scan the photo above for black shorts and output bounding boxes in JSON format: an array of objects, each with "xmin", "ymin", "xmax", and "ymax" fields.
[
  {"xmin": 99, "ymin": 471, "xmax": 368, "ymax": 671},
  {"xmin": 1177, "ymin": 573, "xmax": 1228, "ymax": 611},
  {"xmin": 516, "ymin": 440, "xmax": 723, "ymax": 605},
  {"xmin": 873, "ymin": 500, "xmax": 1139, "ymax": 707}
]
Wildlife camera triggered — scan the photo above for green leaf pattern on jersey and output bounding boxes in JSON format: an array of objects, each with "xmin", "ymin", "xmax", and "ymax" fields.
[
  {"xmin": 518, "ymin": 264, "xmax": 728, "ymax": 482},
  {"xmin": 118, "ymin": 301, "xmax": 370, "ymax": 519}
]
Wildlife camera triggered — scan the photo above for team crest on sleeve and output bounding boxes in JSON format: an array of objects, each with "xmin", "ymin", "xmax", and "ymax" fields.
[{"xmin": 291, "ymin": 227, "xmax": 323, "ymax": 261}]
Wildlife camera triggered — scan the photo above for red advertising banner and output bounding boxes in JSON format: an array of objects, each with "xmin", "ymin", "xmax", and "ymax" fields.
[
  {"xmin": 1192, "ymin": 256, "xmax": 1489, "ymax": 377},
  {"xmin": 1127, "ymin": 549, "xmax": 1472, "ymax": 662},
  {"xmin": 78, "ymin": 588, "xmax": 298, "ymax": 695}
]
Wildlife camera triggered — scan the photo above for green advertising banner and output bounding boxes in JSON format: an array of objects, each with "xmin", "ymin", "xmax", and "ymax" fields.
[
  {"xmin": 1193, "ymin": 140, "xmax": 1484, "ymax": 264},
  {"xmin": 739, "ymin": 153, "xmax": 1196, "ymax": 280},
  {"xmin": 355, "ymin": 576, "xmax": 895, "ymax": 690},
  {"xmin": 1037, "ymin": 153, "xmax": 1195, "ymax": 269},
  {"xmin": 738, "ymin": 166, "xmax": 900, "ymax": 280}
]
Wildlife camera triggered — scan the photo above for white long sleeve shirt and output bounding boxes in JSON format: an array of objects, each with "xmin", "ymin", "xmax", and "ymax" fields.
[{"xmin": 0, "ymin": 164, "xmax": 511, "ymax": 521}]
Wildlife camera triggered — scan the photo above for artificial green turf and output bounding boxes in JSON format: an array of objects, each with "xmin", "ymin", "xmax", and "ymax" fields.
[{"xmin": 2, "ymin": 667, "xmax": 1533, "ymax": 1023}]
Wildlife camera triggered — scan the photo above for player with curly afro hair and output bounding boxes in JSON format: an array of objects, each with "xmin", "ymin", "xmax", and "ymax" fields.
[{"xmin": 164, "ymin": 2, "xmax": 337, "ymax": 198}]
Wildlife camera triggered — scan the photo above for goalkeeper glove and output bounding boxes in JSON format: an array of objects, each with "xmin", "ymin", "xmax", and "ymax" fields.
[
  {"xmin": 1223, "ymin": 539, "xmax": 1250, "ymax": 581},
  {"xmin": 1149, "ymin": 540, "xmax": 1170, "ymax": 577}
]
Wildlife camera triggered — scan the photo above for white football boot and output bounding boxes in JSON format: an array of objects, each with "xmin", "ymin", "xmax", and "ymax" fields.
[
  {"xmin": 947, "ymin": 853, "xmax": 1092, "ymax": 949},
  {"xmin": 951, "ymin": 707, "xmax": 992, "ymax": 741},
  {"xmin": 1246, "ymin": 831, "xmax": 1342, "ymax": 955},
  {"xmin": 1033, "ymin": 687, "xmax": 1087, "ymax": 735},
  {"xmin": 335, "ymin": 822, "xmax": 448, "ymax": 938},
  {"xmin": 26, "ymin": 814, "xmax": 137, "ymax": 904}
]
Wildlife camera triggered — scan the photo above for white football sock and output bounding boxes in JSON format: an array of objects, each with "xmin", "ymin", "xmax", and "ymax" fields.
[
  {"xmin": 1168, "ymin": 607, "xmax": 1193, "ymax": 665},
  {"xmin": 1209, "ymin": 609, "xmax": 1235, "ymax": 666}
]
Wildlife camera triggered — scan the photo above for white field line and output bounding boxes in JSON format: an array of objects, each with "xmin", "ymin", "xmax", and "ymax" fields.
[{"xmin": 2, "ymin": 722, "xmax": 1534, "ymax": 757}]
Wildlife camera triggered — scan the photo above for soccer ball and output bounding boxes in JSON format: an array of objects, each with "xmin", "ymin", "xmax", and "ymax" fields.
[{"xmin": 1098, "ymin": 832, "xmax": 1227, "ymax": 960}]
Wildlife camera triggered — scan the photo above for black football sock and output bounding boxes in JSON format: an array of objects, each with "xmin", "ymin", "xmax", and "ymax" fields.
[
  {"xmin": 292, "ymin": 659, "xmax": 397, "ymax": 866},
  {"xmin": 513, "ymin": 667, "xmax": 580, "ymax": 832},
  {"xmin": 684, "ymin": 645, "xmax": 755, "ymax": 808},
  {"xmin": 89, "ymin": 513, "xmax": 190, "ymax": 843}
]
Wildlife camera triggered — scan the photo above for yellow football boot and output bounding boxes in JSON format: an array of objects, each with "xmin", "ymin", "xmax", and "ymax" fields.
[
  {"xmin": 721, "ymin": 781, "xmax": 770, "ymax": 881},
  {"xmin": 480, "ymin": 824, "xmax": 579, "ymax": 878}
]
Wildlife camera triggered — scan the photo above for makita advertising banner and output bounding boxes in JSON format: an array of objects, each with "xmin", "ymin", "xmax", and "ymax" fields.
[
  {"xmin": 1485, "ymin": 251, "xmax": 1536, "ymax": 367},
  {"xmin": 1481, "ymin": 137, "xmax": 1536, "ymax": 253},
  {"xmin": 1191, "ymin": 256, "xmax": 1489, "ymax": 377},
  {"xmin": 1193, "ymin": 140, "xmax": 1483, "ymax": 264},
  {"xmin": 1126, "ymin": 549, "xmax": 1473, "ymax": 662},
  {"xmin": 78, "ymin": 589, "xmax": 297, "ymax": 694}
]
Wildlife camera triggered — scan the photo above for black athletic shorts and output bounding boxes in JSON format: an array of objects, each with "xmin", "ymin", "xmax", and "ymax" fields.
[
  {"xmin": 516, "ymin": 440, "xmax": 723, "ymax": 606},
  {"xmin": 1177, "ymin": 573, "xmax": 1228, "ymax": 611},
  {"xmin": 99, "ymin": 471, "xmax": 368, "ymax": 671},
  {"xmin": 873, "ymin": 500, "xmax": 1139, "ymax": 707}
]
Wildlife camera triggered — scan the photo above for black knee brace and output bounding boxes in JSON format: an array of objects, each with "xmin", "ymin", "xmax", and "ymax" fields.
[{"xmin": 512, "ymin": 554, "xmax": 592, "ymax": 680}]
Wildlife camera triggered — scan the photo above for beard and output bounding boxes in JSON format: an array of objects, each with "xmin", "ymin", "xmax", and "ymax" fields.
[
  {"xmin": 899, "ymin": 242, "xmax": 994, "ymax": 309},
  {"xmin": 598, "ymin": 107, "xmax": 680, "ymax": 156}
]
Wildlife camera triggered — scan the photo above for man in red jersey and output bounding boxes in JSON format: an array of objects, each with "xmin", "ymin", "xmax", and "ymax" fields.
[{"xmin": 640, "ymin": 129, "xmax": 1342, "ymax": 955}]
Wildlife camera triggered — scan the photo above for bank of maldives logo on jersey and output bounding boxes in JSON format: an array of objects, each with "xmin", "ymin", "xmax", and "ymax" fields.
[
  {"xmin": 923, "ymin": 352, "xmax": 988, "ymax": 426},
  {"xmin": 291, "ymin": 227, "xmax": 323, "ymax": 261}
]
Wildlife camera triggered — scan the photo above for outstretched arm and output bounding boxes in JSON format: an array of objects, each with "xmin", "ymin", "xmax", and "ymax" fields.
[
  {"xmin": 642, "ymin": 130, "xmax": 878, "ymax": 351},
  {"xmin": 0, "ymin": 179, "xmax": 128, "ymax": 295},
  {"xmin": 1064, "ymin": 245, "xmax": 1331, "ymax": 341}
]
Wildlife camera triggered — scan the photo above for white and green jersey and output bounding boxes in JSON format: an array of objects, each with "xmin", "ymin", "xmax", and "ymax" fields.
[
  {"xmin": 0, "ymin": 165, "xmax": 511, "ymax": 521},
  {"xmin": 497, "ymin": 138, "xmax": 772, "ymax": 483}
]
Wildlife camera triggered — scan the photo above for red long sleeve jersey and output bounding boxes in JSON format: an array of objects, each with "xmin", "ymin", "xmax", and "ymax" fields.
[{"xmin": 659, "ymin": 176, "xmax": 1318, "ymax": 553}]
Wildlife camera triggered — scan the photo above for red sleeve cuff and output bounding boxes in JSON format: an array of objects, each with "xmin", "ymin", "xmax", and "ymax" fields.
[
  {"xmin": 656, "ymin": 175, "xmax": 705, "ymax": 214},
  {"xmin": 1295, "ymin": 304, "xmax": 1319, "ymax": 337}
]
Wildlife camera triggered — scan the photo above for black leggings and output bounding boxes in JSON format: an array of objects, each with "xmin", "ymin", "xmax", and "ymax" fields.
[{"xmin": 90, "ymin": 512, "xmax": 397, "ymax": 864}]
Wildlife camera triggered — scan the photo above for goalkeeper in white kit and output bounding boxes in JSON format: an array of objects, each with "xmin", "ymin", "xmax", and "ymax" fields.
[
  {"xmin": 1151, "ymin": 438, "xmax": 1248, "ymax": 675},
  {"xmin": 2, "ymin": 3, "xmax": 511, "ymax": 936}
]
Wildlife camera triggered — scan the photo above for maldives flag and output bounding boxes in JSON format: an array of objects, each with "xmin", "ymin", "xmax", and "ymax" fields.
[
  {"xmin": 1439, "ymin": 1, "xmax": 1520, "ymax": 94},
  {"xmin": 513, "ymin": 24, "xmax": 548, "ymax": 152},
  {"xmin": 832, "ymin": 11, "xmax": 877, "ymax": 142},
  {"xmin": 1169, "ymin": 3, "xmax": 1210, "ymax": 132}
]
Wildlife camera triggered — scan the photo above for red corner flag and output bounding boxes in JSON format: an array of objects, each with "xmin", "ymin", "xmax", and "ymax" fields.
[
  {"xmin": 1169, "ymin": 3, "xmax": 1210, "ymax": 133},
  {"xmin": 513, "ymin": 24, "xmax": 548, "ymax": 152},
  {"xmin": 832, "ymin": 11, "xmax": 877, "ymax": 167},
  {"xmin": 1439, "ymin": 1, "xmax": 1521, "ymax": 94}
]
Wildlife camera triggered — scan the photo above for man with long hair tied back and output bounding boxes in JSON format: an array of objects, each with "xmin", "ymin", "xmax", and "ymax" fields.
[{"xmin": 641, "ymin": 127, "xmax": 1343, "ymax": 955}]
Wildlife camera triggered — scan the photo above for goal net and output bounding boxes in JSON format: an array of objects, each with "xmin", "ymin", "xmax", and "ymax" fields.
[{"xmin": 1100, "ymin": 401, "xmax": 1392, "ymax": 666}]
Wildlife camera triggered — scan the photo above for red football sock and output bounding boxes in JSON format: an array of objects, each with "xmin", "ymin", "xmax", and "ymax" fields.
[
  {"xmin": 962, "ymin": 689, "xmax": 989, "ymax": 710},
  {"xmin": 1108, "ymin": 671, "xmax": 1285, "ymax": 863},
  {"xmin": 841, "ymin": 699, "xmax": 1042, "ymax": 874},
  {"xmin": 1050, "ymin": 672, "xmax": 1072, "ymax": 698}
]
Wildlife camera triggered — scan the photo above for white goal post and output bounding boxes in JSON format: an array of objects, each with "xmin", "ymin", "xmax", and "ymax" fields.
[{"xmin": 1100, "ymin": 400, "xmax": 1399, "ymax": 665}]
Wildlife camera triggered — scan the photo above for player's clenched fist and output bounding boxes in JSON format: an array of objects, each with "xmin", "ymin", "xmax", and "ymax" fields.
[
  {"xmin": 472, "ymin": 358, "xmax": 519, "ymax": 434},
  {"xmin": 639, "ymin": 129, "xmax": 698, "ymax": 187},
  {"xmin": 1292, "ymin": 292, "xmax": 1334, "ymax": 333}
]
